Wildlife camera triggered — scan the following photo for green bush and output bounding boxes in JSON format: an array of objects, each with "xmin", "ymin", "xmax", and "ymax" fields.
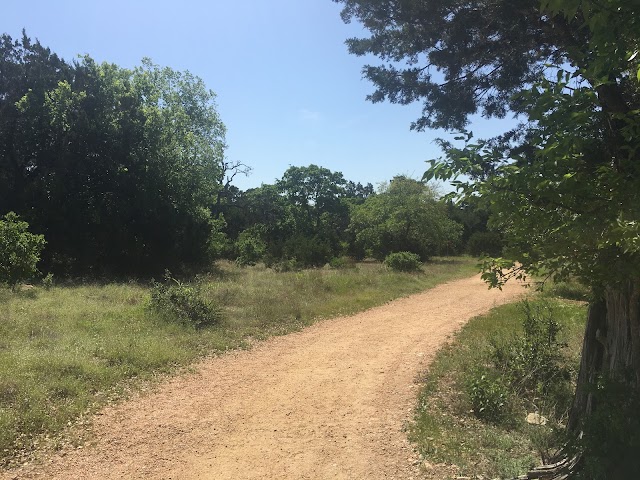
[
  {"xmin": 235, "ymin": 228, "xmax": 267, "ymax": 267},
  {"xmin": 490, "ymin": 301, "xmax": 569, "ymax": 400},
  {"xmin": 149, "ymin": 273, "xmax": 222, "ymax": 328},
  {"xmin": 384, "ymin": 251, "xmax": 422, "ymax": 272},
  {"xmin": 328, "ymin": 256, "xmax": 357, "ymax": 269},
  {"xmin": 544, "ymin": 279, "xmax": 590, "ymax": 301},
  {"xmin": 282, "ymin": 235, "xmax": 332, "ymax": 268},
  {"xmin": 465, "ymin": 368, "xmax": 513, "ymax": 424},
  {"xmin": 0, "ymin": 212, "xmax": 46, "ymax": 288},
  {"xmin": 467, "ymin": 231, "xmax": 503, "ymax": 257}
]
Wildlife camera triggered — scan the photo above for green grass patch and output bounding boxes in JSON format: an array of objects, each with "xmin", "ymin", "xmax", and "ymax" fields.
[
  {"xmin": 409, "ymin": 297, "xmax": 587, "ymax": 479},
  {"xmin": 0, "ymin": 256, "xmax": 476, "ymax": 465}
]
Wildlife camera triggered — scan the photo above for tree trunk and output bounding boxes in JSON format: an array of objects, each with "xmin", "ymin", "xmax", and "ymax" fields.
[
  {"xmin": 569, "ymin": 280, "xmax": 640, "ymax": 430},
  {"xmin": 567, "ymin": 279, "xmax": 640, "ymax": 436}
]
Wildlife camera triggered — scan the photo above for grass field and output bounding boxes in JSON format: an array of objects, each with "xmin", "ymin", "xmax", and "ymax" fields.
[
  {"xmin": 0, "ymin": 256, "xmax": 477, "ymax": 466},
  {"xmin": 409, "ymin": 287, "xmax": 588, "ymax": 479}
]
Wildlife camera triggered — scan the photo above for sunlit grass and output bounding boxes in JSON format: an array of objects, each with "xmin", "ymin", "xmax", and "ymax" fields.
[{"xmin": 0, "ymin": 256, "xmax": 477, "ymax": 465}]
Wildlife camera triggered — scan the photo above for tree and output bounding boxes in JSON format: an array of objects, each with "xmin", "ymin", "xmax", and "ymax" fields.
[
  {"xmin": 0, "ymin": 33, "xmax": 227, "ymax": 275},
  {"xmin": 0, "ymin": 212, "xmax": 46, "ymax": 288},
  {"xmin": 336, "ymin": 0, "xmax": 640, "ymax": 476},
  {"xmin": 349, "ymin": 176, "xmax": 461, "ymax": 260}
]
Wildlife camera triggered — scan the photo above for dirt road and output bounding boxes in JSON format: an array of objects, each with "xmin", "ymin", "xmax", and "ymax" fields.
[{"xmin": 4, "ymin": 274, "xmax": 524, "ymax": 480}]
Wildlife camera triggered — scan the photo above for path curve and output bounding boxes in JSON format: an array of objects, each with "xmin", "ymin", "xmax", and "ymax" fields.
[{"xmin": 4, "ymin": 274, "xmax": 524, "ymax": 480}]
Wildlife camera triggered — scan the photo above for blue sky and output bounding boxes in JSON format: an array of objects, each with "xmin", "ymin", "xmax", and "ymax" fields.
[{"xmin": 4, "ymin": 0, "xmax": 517, "ymax": 191}]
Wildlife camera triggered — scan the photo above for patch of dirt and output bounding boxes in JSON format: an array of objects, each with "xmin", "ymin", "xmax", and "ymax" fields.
[{"xmin": 2, "ymin": 274, "xmax": 524, "ymax": 479}]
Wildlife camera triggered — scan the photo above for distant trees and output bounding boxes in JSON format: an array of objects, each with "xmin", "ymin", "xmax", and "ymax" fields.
[
  {"xmin": 349, "ymin": 177, "xmax": 462, "ymax": 260},
  {"xmin": 0, "ymin": 32, "xmax": 226, "ymax": 275},
  {"xmin": 0, "ymin": 32, "xmax": 469, "ymax": 277}
]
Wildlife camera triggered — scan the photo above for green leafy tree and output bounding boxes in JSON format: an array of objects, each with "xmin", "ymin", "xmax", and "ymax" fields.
[
  {"xmin": 349, "ymin": 176, "xmax": 461, "ymax": 260},
  {"xmin": 336, "ymin": 0, "xmax": 640, "ymax": 474},
  {"xmin": 0, "ymin": 212, "xmax": 46, "ymax": 288},
  {"xmin": 0, "ymin": 33, "xmax": 227, "ymax": 275}
]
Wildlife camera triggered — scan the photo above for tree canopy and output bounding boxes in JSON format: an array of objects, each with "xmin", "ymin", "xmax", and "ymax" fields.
[
  {"xmin": 0, "ymin": 32, "xmax": 226, "ymax": 275},
  {"xmin": 349, "ymin": 176, "xmax": 461, "ymax": 260}
]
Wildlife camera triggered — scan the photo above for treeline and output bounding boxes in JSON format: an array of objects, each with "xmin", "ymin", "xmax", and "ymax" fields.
[{"xmin": 0, "ymin": 33, "xmax": 492, "ymax": 278}]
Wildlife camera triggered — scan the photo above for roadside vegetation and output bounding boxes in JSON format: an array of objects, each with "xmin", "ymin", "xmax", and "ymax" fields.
[
  {"xmin": 409, "ymin": 281, "xmax": 589, "ymax": 479},
  {"xmin": 0, "ymin": 256, "xmax": 476, "ymax": 467}
]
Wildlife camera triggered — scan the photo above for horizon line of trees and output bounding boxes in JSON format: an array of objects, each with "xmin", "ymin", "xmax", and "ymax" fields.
[{"xmin": 0, "ymin": 32, "xmax": 494, "ymax": 280}]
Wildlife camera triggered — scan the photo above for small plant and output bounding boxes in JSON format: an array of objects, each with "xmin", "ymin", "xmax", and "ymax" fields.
[
  {"xmin": 42, "ymin": 272, "xmax": 54, "ymax": 290},
  {"xmin": 466, "ymin": 368, "xmax": 513, "ymax": 424},
  {"xmin": 0, "ymin": 212, "xmax": 46, "ymax": 289},
  {"xmin": 271, "ymin": 257, "xmax": 301, "ymax": 273},
  {"xmin": 149, "ymin": 272, "xmax": 222, "ymax": 328},
  {"xmin": 384, "ymin": 251, "xmax": 422, "ymax": 272}
]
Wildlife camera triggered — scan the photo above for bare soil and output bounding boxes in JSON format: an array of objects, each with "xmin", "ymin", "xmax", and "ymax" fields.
[{"xmin": 2, "ymin": 274, "xmax": 524, "ymax": 479}]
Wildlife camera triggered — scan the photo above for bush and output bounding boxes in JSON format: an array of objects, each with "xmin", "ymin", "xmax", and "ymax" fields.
[
  {"xmin": 466, "ymin": 368, "xmax": 513, "ymax": 424},
  {"xmin": 328, "ymin": 256, "xmax": 357, "ymax": 269},
  {"xmin": 270, "ymin": 257, "xmax": 301, "ymax": 273},
  {"xmin": 543, "ymin": 279, "xmax": 590, "ymax": 301},
  {"xmin": 490, "ymin": 301, "xmax": 569, "ymax": 400},
  {"xmin": 235, "ymin": 228, "xmax": 267, "ymax": 266},
  {"xmin": 0, "ymin": 212, "xmax": 46, "ymax": 289},
  {"xmin": 384, "ymin": 251, "xmax": 422, "ymax": 272},
  {"xmin": 149, "ymin": 273, "xmax": 222, "ymax": 328},
  {"xmin": 282, "ymin": 235, "xmax": 333, "ymax": 268},
  {"xmin": 467, "ymin": 231, "xmax": 503, "ymax": 257}
]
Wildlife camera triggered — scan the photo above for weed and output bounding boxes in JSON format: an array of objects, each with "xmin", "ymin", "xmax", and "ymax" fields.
[
  {"xmin": 465, "ymin": 368, "xmax": 514, "ymax": 425},
  {"xmin": 328, "ymin": 256, "xmax": 357, "ymax": 269},
  {"xmin": 149, "ymin": 273, "xmax": 222, "ymax": 328}
]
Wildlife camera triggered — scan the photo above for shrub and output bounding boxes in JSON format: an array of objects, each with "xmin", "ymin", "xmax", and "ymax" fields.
[
  {"xmin": 467, "ymin": 231, "xmax": 503, "ymax": 257},
  {"xmin": 490, "ymin": 301, "xmax": 570, "ymax": 403},
  {"xmin": 0, "ymin": 212, "xmax": 46, "ymax": 289},
  {"xmin": 235, "ymin": 228, "xmax": 267, "ymax": 266},
  {"xmin": 271, "ymin": 257, "xmax": 301, "ymax": 273},
  {"xmin": 466, "ymin": 368, "xmax": 513, "ymax": 424},
  {"xmin": 282, "ymin": 235, "xmax": 332, "ymax": 268},
  {"xmin": 384, "ymin": 251, "xmax": 422, "ymax": 272},
  {"xmin": 544, "ymin": 279, "xmax": 590, "ymax": 301},
  {"xmin": 328, "ymin": 256, "xmax": 357, "ymax": 269},
  {"xmin": 41, "ymin": 272, "xmax": 54, "ymax": 290},
  {"xmin": 149, "ymin": 273, "xmax": 222, "ymax": 328}
]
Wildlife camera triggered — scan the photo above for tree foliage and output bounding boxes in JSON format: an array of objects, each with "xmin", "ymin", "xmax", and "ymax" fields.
[
  {"xmin": 349, "ymin": 176, "xmax": 461, "ymax": 260},
  {"xmin": 0, "ymin": 212, "xmax": 46, "ymax": 288},
  {"xmin": 0, "ymin": 32, "xmax": 226, "ymax": 275}
]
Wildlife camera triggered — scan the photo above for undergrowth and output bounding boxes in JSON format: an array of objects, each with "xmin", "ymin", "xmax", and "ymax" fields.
[{"xmin": 410, "ymin": 295, "xmax": 586, "ymax": 479}]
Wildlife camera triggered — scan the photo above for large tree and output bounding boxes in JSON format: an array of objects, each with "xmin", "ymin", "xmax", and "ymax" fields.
[
  {"xmin": 0, "ymin": 33, "xmax": 227, "ymax": 275},
  {"xmin": 336, "ymin": 0, "xmax": 640, "ymax": 476}
]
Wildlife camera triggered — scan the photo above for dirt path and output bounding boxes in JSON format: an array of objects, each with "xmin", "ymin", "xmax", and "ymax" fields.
[{"xmin": 4, "ymin": 274, "xmax": 524, "ymax": 480}]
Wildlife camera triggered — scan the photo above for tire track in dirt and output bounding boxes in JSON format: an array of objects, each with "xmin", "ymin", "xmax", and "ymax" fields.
[{"xmin": 3, "ymin": 274, "xmax": 524, "ymax": 479}]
